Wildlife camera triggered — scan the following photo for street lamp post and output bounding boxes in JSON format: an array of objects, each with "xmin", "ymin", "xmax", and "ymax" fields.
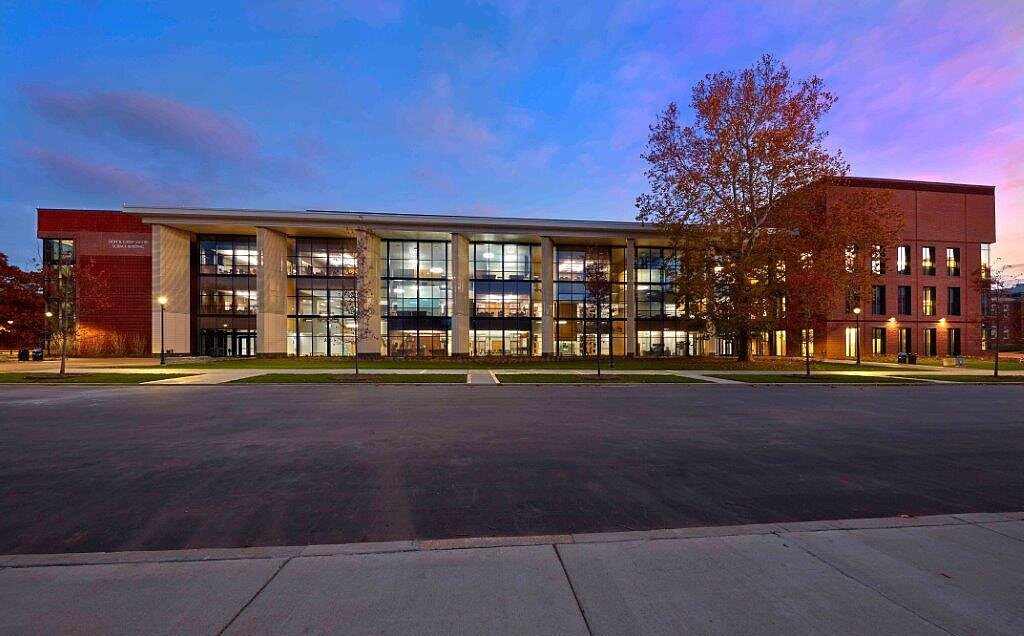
[
  {"xmin": 157, "ymin": 296, "xmax": 168, "ymax": 365},
  {"xmin": 44, "ymin": 311, "xmax": 53, "ymax": 355},
  {"xmin": 852, "ymin": 307, "xmax": 862, "ymax": 365},
  {"xmin": 6, "ymin": 320, "xmax": 13, "ymax": 355}
]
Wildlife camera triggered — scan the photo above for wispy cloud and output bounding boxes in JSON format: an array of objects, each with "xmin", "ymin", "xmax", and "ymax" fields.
[
  {"xmin": 23, "ymin": 85, "xmax": 260, "ymax": 163},
  {"xmin": 398, "ymin": 75, "xmax": 498, "ymax": 155}
]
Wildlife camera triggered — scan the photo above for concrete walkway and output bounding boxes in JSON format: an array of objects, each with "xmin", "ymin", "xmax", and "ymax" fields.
[{"xmin": 2, "ymin": 512, "xmax": 1021, "ymax": 635}]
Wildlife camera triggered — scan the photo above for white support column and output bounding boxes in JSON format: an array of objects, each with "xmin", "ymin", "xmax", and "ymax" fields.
[
  {"xmin": 356, "ymin": 230, "xmax": 382, "ymax": 357},
  {"xmin": 450, "ymin": 233, "xmax": 470, "ymax": 356},
  {"xmin": 541, "ymin": 236, "xmax": 554, "ymax": 356},
  {"xmin": 625, "ymin": 237, "xmax": 637, "ymax": 356},
  {"xmin": 256, "ymin": 228, "xmax": 288, "ymax": 355},
  {"xmin": 151, "ymin": 225, "xmax": 192, "ymax": 355}
]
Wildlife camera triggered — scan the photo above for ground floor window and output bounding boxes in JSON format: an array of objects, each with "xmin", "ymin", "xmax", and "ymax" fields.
[
  {"xmin": 198, "ymin": 328, "xmax": 256, "ymax": 357},
  {"xmin": 638, "ymin": 330, "xmax": 702, "ymax": 357},
  {"xmin": 844, "ymin": 327, "xmax": 858, "ymax": 358},
  {"xmin": 872, "ymin": 327, "xmax": 886, "ymax": 355},
  {"xmin": 947, "ymin": 327, "xmax": 961, "ymax": 356},
  {"xmin": 800, "ymin": 329, "xmax": 814, "ymax": 357},
  {"xmin": 716, "ymin": 338, "xmax": 734, "ymax": 356},
  {"xmin": 923, "ymin": 328, "xmax": 937, "ymax": 356},
  {"xmin": 555, "ymin": 319, "xmax": 626, "ymax": 357},
  {"xmin": 898, "ymin": 327, "xmax": 913, "ymax": 353},
  {"xmin": 287, "ymin": 317, "xmax": 356, "ymax": 356},
  {"xmin": 471, "ymin": 329, "xmax": 537, "ymax": 356}
]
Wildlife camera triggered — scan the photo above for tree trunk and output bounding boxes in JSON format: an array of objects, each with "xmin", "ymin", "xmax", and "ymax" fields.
[{"xmin": 736, "ymin": 327, "xmax": 751, "ymax": 362}]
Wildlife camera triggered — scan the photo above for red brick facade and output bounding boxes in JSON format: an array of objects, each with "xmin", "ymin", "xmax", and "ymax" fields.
[
  {"xmin": 37, "ymin": 209, "xmax": 152, "ymax": 356},
  {"xmin": 812, "ymin": 179, "xmax": 996, "ymax": 359}
]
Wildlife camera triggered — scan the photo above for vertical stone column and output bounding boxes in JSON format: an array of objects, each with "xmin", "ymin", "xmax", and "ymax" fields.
[
  {"xmin": 256, "ymin": 228, "xmax": 288, "ymax": 356},
  {"xmin": 450, "ymin": 233, "xmax": 470, "ymax": 356},
  {"xmin": 151, "ymin": 224, "xmax": 192, "ymax": 355},
  {"xmin": 625, "ymin": 236, "xmax": 637, "ymax": 356},
  {"xmin": 541, "ymin": 236, "xmax": 555, "ymax": 356},
  {"xmin": 356, "ymin": 230, "xmax": 383, "ymax": 358}
]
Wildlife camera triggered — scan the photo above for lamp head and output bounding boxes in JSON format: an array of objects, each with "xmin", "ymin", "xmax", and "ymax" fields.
[
  {"xmin": 157, "ymin": 295, "xmax": 168, "ymax": 307},
  {"xmin": 45, "ymin": 311, "xmax": 53, "ymax": 318},
  {"xmin": 852, "ymin": 307, "xmax": 861, "ymax": 315}
]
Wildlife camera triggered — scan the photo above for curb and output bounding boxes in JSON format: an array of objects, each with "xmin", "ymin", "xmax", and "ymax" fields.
[{"xmin": 2, "ymin": 512, "xmax": 1019, "ymax": 568}]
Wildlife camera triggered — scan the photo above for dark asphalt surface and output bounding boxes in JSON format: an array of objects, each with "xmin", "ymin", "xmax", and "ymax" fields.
[{"xmin": 1, "ymin": 384, "xmax": 1022, "ymax": 554}]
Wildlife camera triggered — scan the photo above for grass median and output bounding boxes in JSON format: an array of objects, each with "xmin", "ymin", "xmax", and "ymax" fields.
[
  {"xmin": 899, "ymin": 374, "xmax": 1024, "ymax": 383},
  {"xmin": 496, "ymin": 373, "xmax": 708, "ymax": 384},
  {"xmin": 707, "ymin": 373, "xmax": 925, "ymax": 384},
  {"xmin": 0, "ymin": 373, "xmax": 191, "ymax": 384},
  {"xmin": 231, "ymin": 373, "xmax": 467, "ymax": 384}
]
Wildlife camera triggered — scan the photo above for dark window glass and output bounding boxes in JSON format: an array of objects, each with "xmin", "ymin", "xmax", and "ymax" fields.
[
  {"xmin": 947, "ymin": 287, "xmax": 961, "ymax": 316},
  {"xmin": 195, "ymin": 235, "xmax": 257, "ymax": 357},
  {"xmin": 897, "ymin": 286, "xmax": 911, "ymax": 315},
  {"xmin": 898, "ymin": 327, "xmax": 912, "ymax": 353},
  {"xmin": 923, "ymin": 328, "xmax": 937, "ymax": 356},
  {"xmin": 948, "ymin": 328, "xmax": 961, "ymax": 356},
  {"xmin": 871, "ymin": 285, "xmax": 886, "ymax": 315}
]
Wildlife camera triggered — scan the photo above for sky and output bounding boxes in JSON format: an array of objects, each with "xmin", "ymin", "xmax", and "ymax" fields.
[{"xmin": 1, "ymin": 0, "xmax": 1022, "ymax": 273}]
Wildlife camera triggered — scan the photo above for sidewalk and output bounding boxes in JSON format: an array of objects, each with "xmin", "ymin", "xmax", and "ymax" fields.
[{"xmin": 2, "ymin": 512, "xmax": 1021, "ymax": 635}]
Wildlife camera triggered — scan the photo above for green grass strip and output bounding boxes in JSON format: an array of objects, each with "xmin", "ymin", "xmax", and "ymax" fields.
[
  {"xmin": 495, "ymin": 373, "xmax": 707, "ymax": 384},
  {"xmin": 0, "ymin": 373, "xmax": 190, "ymax": 384},
  {"xmin": 707, "ymin": 373, "xmax": 924, "ymax": 384},
  {"xmin": 899, "ymin": 374, "xmax": 1024, "ymax": 383}
]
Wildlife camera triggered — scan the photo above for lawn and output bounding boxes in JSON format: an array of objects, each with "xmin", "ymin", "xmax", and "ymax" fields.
[
  {"xmin": 865, "ymin": 355, "xmax": 1024, "ymax": 371},
  {"xmin": 707, "ymin": 373, "xmax": 924, "ymax": 384},
  {"xmin": 496, "ymin": 373, "xmax": 708, "ymax": 383},
  {"xmin": 171, "ymin": 356, "xmax": 891, "ymax": 372},
  {"xmin": 230, "ymin": 373, "xmax": 467, "ymax": 384},
  {"xmin": 0, "ymin": 373, "xmax": 190, "ymax": 384},
  {"xmin": 900, "ymin": 374, "xmax": 1024, "ymax": 383}
]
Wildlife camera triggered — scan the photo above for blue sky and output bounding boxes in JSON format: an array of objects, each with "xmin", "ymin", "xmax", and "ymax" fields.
[{"xmin": 1, "ymin": 1, "xmax": 1021, "ymax": 270}]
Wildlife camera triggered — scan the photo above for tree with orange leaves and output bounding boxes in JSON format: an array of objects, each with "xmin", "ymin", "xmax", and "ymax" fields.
[{"xmin": 637, "ymin": 54, "xmax": 899, "ymax": 361}]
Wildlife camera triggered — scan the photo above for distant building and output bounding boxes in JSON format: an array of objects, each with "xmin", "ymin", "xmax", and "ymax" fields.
[
  {"xmin": 36, "ymin": 177, "xmax": 996, "ymax": 359},
  {"xmin": 986, "ymin": 283, "xmax": 1024, "ymax": 352}
]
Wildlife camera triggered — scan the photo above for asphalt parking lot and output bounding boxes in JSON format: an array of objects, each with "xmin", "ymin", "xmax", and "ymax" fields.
[{"xmin": 1, "ymin": 384, "xmax": 1022, "ymax": 554}]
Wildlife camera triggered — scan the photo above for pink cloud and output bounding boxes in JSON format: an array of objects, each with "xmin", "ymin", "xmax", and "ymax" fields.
[{"xmin": 18, "ymin": 143, "xmax": 204, "ymax": 204}]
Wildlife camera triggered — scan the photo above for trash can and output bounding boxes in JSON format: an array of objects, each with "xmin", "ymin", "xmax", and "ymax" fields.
[
  {"xmin": 955, "ymin": 356, "xmax": 966, "ymax": 368},
  {"xmin": 17, "ymin": 348, "xmax": 29, "ymax": 362},
  {"xmin": 31, "ymin": 348, "xmax": 43, "ymax": 361},
  {"xmin": 908, "ymin": 353, "xmax": 918, "ymax": 364},
  {"xmin": 897, "ymin": 352, "xmax": 907, "ymax": 364}
]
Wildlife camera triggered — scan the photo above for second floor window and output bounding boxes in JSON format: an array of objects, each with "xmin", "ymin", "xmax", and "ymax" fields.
[
  {"xmin": 897, "ymin": 245, "xmax": 911, "ymax": 275},
  {"xmin": 948, "ymin": 287, "xmax": 961, "ymax": 316},
  {"xmin": 871, "ymin": 285, "xmax": 886, "ymax": 315},
  {"xmin": 898, "ymin": 285, "xmax": 911, "ymax": 315},
  {"xmin": 946, "ymin": 247, "xmax": 960, "ymax": 277},
  {"xmin": 922, "ymin": 286, "xmax": 936, "ymax": 316},
  {"xmin": 922, "ymin": 246, "xmax": 936, "ymax": 276},
  {"xmin": 871, "ymin": 245, "xmax": 885, "ymax": 275}
]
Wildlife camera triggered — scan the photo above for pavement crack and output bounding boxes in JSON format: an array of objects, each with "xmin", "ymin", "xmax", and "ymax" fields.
[
  {"xmin": 217, "ymin": 556, "xmax": 292, "ymax": 635},
  {"xmin": 552, "ymin": 544, "xmax": 593, "ymax": 636},
  {"xmin": 785, "ymin": 537, "xmax": 957, "ymax": 636}
]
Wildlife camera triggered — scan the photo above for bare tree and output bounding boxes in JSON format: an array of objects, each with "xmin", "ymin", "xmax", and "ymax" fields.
[
  {"xmin": 583, "ymin": 248, "xmax": 612, "ymax": 376},
  {"xmin": 352, "ymin": 228, "xmax": 378, "ymax": 377},
  {"xmin": 975, "ymin": 259, "xmax": 1016, "ymax": 377}
]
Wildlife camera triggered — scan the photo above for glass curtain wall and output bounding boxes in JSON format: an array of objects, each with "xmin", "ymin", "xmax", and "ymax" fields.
[
  {"xmin": 469, "ymin": 243, "xmax": 542, "ymax": 356},
  {"xmin": 286, "ymin": 237, "xmax": 357, "ymax": 356},
  {"xmin": 554, "ymin": 245, "xmax": 627, "ymax": 357},
  {"xmin": 42, "ymin": 238, "xmax": 75, "ymax": 353},
  {"xmin": 635, "ymin": 247, "xmax": 703, "ymax": 356},
  {"xmin": 381, "ymin": 240, "xmax": 450, "ymax": 356},
  {"xmin": 196, "ymin": 235, "xmax": 257, "ymax": 356}
]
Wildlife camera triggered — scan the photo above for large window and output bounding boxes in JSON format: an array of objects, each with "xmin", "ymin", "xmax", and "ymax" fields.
[
  {"xmin": 42, "ymin": 238, "xmax": 76, "ymax": 352},
  {"xmin": 470, "ymin": 243, "xmax": 541, "ymax": 356},
  {"xmin": 897, "ymin": 245, "xmax": 911, "ymax": 275},
  {"xmin": 898, "ymin": 327, "xmax": 912, "ymax": 354},
  {"xmin": 871, "ymin": 327, "xmax": 886, "ymax": 355},
  {"xmin": 871, "ymin": 285, "xmax": 886, "ymax": 315},
  {"xmin": 946, "ymin": 247, "xmax": 960, "ymax": 277},
  {"xmin": 555, "ymin": 246, "xmax": 627, "ymax": 357},
  {"xmin": 948, "ymin": 328, "xmax": 961, "ymax": 356},
  {"xmin": 923, "ymin": 327, "xmax": 937, "ymax": 356},
  {"xmin": 947, "ymin": 287, "xmax": 961, "ymax": 316},
  {"xmin": 381, "ymin": 240, "xmax": 450, "ymax": 356},
  {"xmin": 897, "ymin": 286, "xmax": 911, "ymax": 315},
  {"xmin": 287, "ymin": 237, "xmax": 357, "ymax": 356},
  {"xmin": 922, "ymin": 286, "xmax": 936, "ymax": 316},
  {"xmin": 636, "ymin": 247, "xmax": 703, "ymax": 356},
  {"xmin": 871, "ymin": 245, "xmax": 885, "ymax": 275},
  {"xmin": 196, "ymin": 235, "xmax": 257, "ymax": 356},
  {"xmin": 922, "ymin": 246, "xmax": 936, "ymax": 276}
]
